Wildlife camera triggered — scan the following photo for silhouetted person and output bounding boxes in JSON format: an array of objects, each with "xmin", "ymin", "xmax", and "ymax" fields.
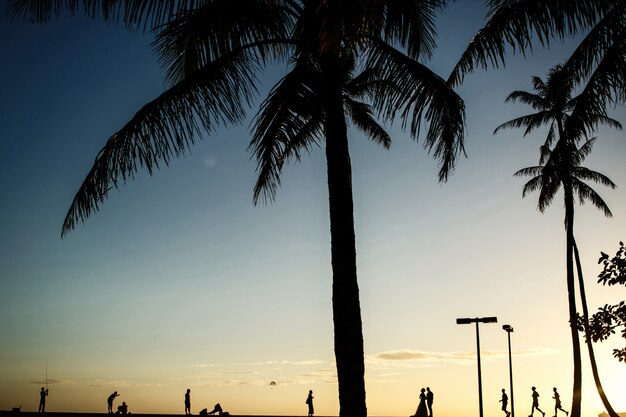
[
  {"xmin": 500, "ymin": 389, "xmax": 511, "ymax": 417},
  {"xmin": 413, "ymin": 388, "xmax": 428, "ymax": 417},
  {"xmin": 529, "ymin": 387, "xmax": 545, "ymax": 417},
  {"xmin": 426, "ymin": 387, "xmax": 434, "ymax": 417},
  {"xmin": 306, "ymin": 390, "xmax": 314, "ymax": 416},
  {"xmin": 552, "ymin": 388, "xmax": 568, "ymax": 417},
  {"xmin": 207, "ymin": 403, "xmax": 229, "ymax": 416},
  {"xmin": 38, "ymin": 387, "xmax": 48, "ymax": 412},
  {"xmin": 116, "ymin": 401, "xmax": 128, "ymax": 415},
  {"xmin": 185, "ymin": 389, "xmax": 191, "ymax": 415},
  {"xmin": 108, "ymin": 391, "xmax": 120, "ymax": 414}
]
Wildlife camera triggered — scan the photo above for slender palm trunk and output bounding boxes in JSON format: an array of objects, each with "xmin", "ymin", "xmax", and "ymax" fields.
[
  {"xmin": 564, "ymin": 184, "xmax": 582, "ymax": 417},
  {"xmin": 321, "ymin": 55, "xmax": 367, "ymax": 417},
  {"xmin": 572, "ymin": 239, "xmax": 619, "ymax": 417}
]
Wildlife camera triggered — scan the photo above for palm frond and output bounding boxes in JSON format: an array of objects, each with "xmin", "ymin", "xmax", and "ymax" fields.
[
  {"xmin": 504, "ymin": 90, "xmax": 549, "ymax": 110},
  {"xmin": 493, "ymin": 112, "xmax": 553, "ymax": 136},
  {"xmin": 514, "ymin": 165, "xmax": 543, "ymax": 178},
  {"xmin": 449, "ymin": 0, "xmax": 615, "ymax": 86},
  {"xmin": 542, "ymin": 125, "xmax": 558, "ymax": 150},
  {"xmin": 572, "ymin": 178, "xmax": 614, "ymax": 217},
  {"xmin": 378, "ymin": 0, "xmax": 444, "ymax": 61},
  {"xmin": 573, "ymin": 167, "xmax": 617, "ymax": 189},
  {"xmin": 367, "ymin": 39, "xmax": 466, "ymax": 181},
  {"xmin": 576, "ymin": 137, "xmax": 597, "ymax": 159},
  {"xmin": 249, "ymin": 57, "xmax": 324, "ymax": 204},
  {"xmin": 344, "ymin": 97, "xmax": 391, "ymax": 149},
  {"xmin": 153, "ymin": 0, "xmax": 297, "ymax": 86},
  {"xmin": 536, "ymin": 174, "xmax": 561, "ymax": 212},
  {"xmin": 565, "ymin": 36, "xmax": 626, "ymax": 139},
  {"xmin": 344, "ymin": 67, "xmax": 381, "ymax": 98},
  {"xmin": 563, "ymin": 1, "xmax": 626, "ymax": 88},
  {"xmin": 7, "ymin": 0, "xmax": 205, "ymax": 31},
  {"xmin": 62, "ymin": 49, "xmax": 260, "ymax": 235}
]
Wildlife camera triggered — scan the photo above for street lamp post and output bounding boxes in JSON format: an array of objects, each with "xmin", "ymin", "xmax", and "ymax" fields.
[
  {"xmin": 457, "ymin": 316, "xmax": 498, "ymax": 417},
  {"xmin": 503, "ymin": 324, "xmax": 515, "ymax": 417}
]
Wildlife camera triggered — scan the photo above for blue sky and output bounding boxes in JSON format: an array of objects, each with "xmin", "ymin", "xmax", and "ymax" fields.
[{"xmin": 1, "ymin": 3, "xmax": 625, "ymax": 416}]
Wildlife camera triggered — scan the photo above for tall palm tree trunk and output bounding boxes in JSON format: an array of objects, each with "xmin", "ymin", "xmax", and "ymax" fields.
[
  {"xmin": 564, "ymin": 185, "xmax": 582, "ymax": 417},
  {"xmin": 572, "ymin": 239, "xmax": 619, "ymax": 417},
  {"xmin": 321, "ymin": 56, "xmax": 367, "ymax": 417}
]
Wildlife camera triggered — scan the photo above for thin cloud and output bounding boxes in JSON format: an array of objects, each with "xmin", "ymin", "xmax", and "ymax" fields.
[
  {"xmin": 190, "ymin": 359, "xmax": 325, "ymax": 368},
  {"xmin": 30, "ymin": 379, "xmax": 63, "ymax": 385},
  {"xmin": 89, "ymin": 379, "xmax": 162, "ymax": 388},
  {"xmin": 367, "ymin": 348, "xmax": 557, "ymax": 368}
]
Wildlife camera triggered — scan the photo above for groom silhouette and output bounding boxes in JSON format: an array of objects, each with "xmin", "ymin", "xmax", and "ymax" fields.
[{"xmin": 426, "ymin": 387, "xmax": 434, "ymax": 417}]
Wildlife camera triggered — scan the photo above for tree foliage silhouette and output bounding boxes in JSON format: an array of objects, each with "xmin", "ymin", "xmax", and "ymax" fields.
[
  {"xmin": 8, "ymin": 1, "xmax": 468, "ymax": 415},
  {"xmin": 581, "ymin": 241, "xmax": 626, "ymax": 363},
  {"xmin": 495, "ymin": 63, "xmax": 620, "ymax": 417}
]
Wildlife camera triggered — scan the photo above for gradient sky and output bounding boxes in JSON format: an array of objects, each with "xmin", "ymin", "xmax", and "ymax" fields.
[{"xmin": 1, "ymin": 3, "xmax": 625, "ymax": 417}]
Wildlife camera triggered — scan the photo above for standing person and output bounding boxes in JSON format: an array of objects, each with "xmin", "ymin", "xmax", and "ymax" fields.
[
  {"xmin": 500, "ymin": 389, "xmax": 511, "ymax": 417},
  {"xmin": 107, "ymin": 391, "xmax": 120, "ymax": 414},
  {"xmin": 413, "ymin": 388, "xmax": 428, "ymax": 417},
  {"xmin": 552, "ymin": 388, "xmax": 568, "ymax": 417},
  {"xmin": 306, "ymin": 390, "xmax": 314, "ymax": 417},
  {"xmin": 426, "ymin": 387, "xmax": 434, "ymax": 417},
  {"xmin": 185, "ymin": 389, "xmax": 191, "ymax": 415},
  {"xmin": 38, "ymin": 387, "xmax": 48, "ymax": 412},
  {"xmin": 529, "ymin": 387, "xmax": 545, "ymax": 417}
]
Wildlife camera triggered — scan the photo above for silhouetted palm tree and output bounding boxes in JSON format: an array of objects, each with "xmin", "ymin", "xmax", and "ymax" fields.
[
  {"xmin": 8, "ymin": 1, "xmax": 466, "ymax": 415},
  {"xmin": 495, "ymin": 64, "xmax": 620, "ymax": 417}
]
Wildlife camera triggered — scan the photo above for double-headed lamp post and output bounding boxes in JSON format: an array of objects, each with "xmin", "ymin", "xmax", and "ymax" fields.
[
  {"xmin": 457, "ymin": 316, "xmax": 498, "ymax": 417},
  {"xmin": 503, "ymin": 324, "xmax": 515, "ymax": 417}
]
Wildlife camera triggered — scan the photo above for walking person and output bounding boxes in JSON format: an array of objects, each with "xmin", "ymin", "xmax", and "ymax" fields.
[
  {"xmin": 552, "ymin": 388, "xmax": 568, "ymax": 417},
  {"xmin": 107, "ymin": 391, "xmax": 120, "ymax": 414},
  {"xmin": 529, "ymin": 387, "xmax": 545, "ymax": 417},
  {"xmin": 185, "ymin": 389, "xmax": 191, "ymax": 415},
  {"xmin": 38, "ymin": 387, "xmax": 48, "ymax": 413},
  {"xmin": 426, "ymin": 387, "xmax": 434, "ymax": 417},
  {"xmin": 306, "ymin": 390, "xmax": 314, "ymax": 417},
  {"xmin": 500, "ymin": 388, "xmax": 511, "ymax": 417}
]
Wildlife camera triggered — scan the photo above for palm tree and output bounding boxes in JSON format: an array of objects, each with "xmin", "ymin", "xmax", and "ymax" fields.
[
  {"xmin": 495, "ymin": 64, "xmax": 620, "ymax": 417},
  {"xmin": 8, "ymin": 1, "xmax": 466, "ymax": 415}
]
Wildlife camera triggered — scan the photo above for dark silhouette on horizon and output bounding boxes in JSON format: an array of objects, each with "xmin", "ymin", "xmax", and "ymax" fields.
[
  {"xmin": 200, "ymin": 403, "xmax": 228, "ymax": 416},
  {"xmin": 530, "ymin": 387, "xmax": 545, "ymax": 417},
  {"xmin": 500, "ymin": 388, "xmax": 511, "ymax": 417},
  {"xmin": 412, "ymin": 388, "xmax": 428, "ymax": 417},
  {"xmin": 426, "ymin": 387, "xmax": 434, "ymax": 417},
  {"xmin": 553, "ymin": 388, "xmax": 569, "ymax": 417},
  {"xmin": 38, "ymin": 387, "xmax": 48, "ymax": 413},
  {"xmin": 184, "ymin": 389, "xmax": 191, "ymax": 415},
  {"xmin": 115, "ymin": 402, "xmax": 128, "ymax": 415},
  {"xmin": 107, "ymin": 392, "xmax": 120, "ymax": 414},
  {"xmin": 306, "ymin": 390, "xmax": 314, "ymax": 417}
]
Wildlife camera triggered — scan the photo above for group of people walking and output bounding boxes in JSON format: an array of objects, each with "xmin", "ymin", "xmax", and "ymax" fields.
[
  {"xmin": 499, "ymin": 387, "xmax": 569, "ymax": 417},
  {"xmin": 411, "ymin": 387, "xmax": 434, "ymax": 417}
]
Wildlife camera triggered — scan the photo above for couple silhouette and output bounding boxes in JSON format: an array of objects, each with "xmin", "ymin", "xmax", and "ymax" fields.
[{"xmin": 411, "ymin": 387, "xmax": 434, "ymax": 417}]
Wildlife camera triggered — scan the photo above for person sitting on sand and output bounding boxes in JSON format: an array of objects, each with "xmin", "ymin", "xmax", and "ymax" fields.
[
  {"xmin": 116, "ymin": 401, "xmax": 128, "ymax": 415},
  {"xmin": 207, "ymin": 403, "xmax": 230, "ymax": 416}
]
